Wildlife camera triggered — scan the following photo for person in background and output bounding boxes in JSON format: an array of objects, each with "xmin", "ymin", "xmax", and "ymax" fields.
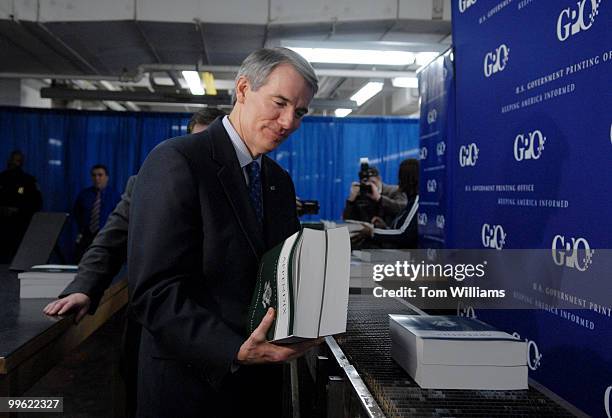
[
  {"xmin": 0, "ymin": 150, "xmax": 43, "ymax": 263},
  {"xmin": 72, "ymin": 164, "xmax": 120, "ymax": 262},
  {"xmin": 342, "ymin": 165, "xmax": 407, "ymax": 226},
  {"xmin": 352, "ymin": 158, "xmax": 419, "ymax": 249},
  {"xmin": 43, "ymin": 107, "xmax": 226, "ymax": 418},
  {"xmin": 188, "ymin": 107, "xmax": 227, "ymax": 133}
]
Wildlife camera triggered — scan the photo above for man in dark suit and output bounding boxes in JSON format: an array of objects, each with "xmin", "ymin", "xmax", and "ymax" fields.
[
  {"xmin": 43, "ymin": 108, "xmax": 227, "ymax": 322},
  {"xmin": 0, "ymin": 150, "xmax": 43, "ymax": 263},
  {"xmin": 128, "ymin": 48, "xmax": 319, "ymax": 418},
  {"xmin": 73, "ymin": 164, "xmax": 121, "ymax": 262}
]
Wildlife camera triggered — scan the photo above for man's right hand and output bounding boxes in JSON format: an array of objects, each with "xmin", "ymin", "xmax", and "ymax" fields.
[
  {"xmin": 43, "ymin": 293, "xmax": 91, "ymax": 324},
  {"xmin": 236, "ymin": 308, "xmax": 322, "ymax": 365},
  {"xmin": 348, "ymin": 182, "xmax": 360, "ymax": 202}
]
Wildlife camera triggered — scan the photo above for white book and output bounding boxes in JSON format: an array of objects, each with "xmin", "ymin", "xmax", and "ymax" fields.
[
  {"xmin": 20, "ymin": 277, "xmax": 75, "ymax": 298},
  {"xmin": 18, "ymin": 270, "xmax": 77, "ymax": 281},
  {"xmin": 318, "ymin": 227, "xmax": 351, "ymax": 336},
  {"xmin": 30, "ymin": 264, "xmax": 78, "ymax": 272},
  {"xmin": 292, "ymin": 228, "xmax": 327, "ymax": 339},
  {"xmin": 389, "ymin": 314, "xmax": 528, "ymax": 390},
  {"xmin": 248, "ymin": 227, "xmax": 351, "ymax": 342},
  {"xmin": 353, "ymin": 249, "xmax": 412, "ymax": 262}
]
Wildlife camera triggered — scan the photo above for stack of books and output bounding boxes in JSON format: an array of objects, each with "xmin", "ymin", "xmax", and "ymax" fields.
[
  {"xmin": 18, "ymin": 264, "xmax": 77, "ymax": 298},
  {"xmin": 389, "ymin": 314, "xmax": 528, "ymax": 390},
  {"xmin": 248, "ymin": 227, "xmax": 351, "ymax": 343}
]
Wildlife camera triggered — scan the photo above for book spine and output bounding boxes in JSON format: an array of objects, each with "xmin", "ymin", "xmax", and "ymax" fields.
[{"xmin": 246, "ymin": 244, "xmax": 282, "ymax": 337}]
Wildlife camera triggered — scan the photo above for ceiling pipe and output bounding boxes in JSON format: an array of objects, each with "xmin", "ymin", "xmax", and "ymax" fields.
[{"xmin": 0, "ymin": 66, "xmax": 415, "ymax": 82}]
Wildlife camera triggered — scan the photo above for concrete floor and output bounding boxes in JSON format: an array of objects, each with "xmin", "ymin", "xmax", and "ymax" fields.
[{"xmin": 22, "ymin": 310, "xmax": 125, "ymax": 418}]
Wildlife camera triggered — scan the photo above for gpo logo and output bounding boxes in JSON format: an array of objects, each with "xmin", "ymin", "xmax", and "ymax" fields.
[
  {"xmin": 420, "ymin": 146, "xmax": 428, "ymax": 160},
  {"xmin": 457, "ymin": 301, "xmax": 476, "ymax": 318},
  {"xmin": 481, "ymin": 223, "xmax": 506, "ymax": 250},
  {"xmin": 512, "ymin": 332, "xmax": 543, "ymax": 371},
  {"xmin": 436, "ymin": 215, "xmax": 445, "ymax": 230},
  {"xmin": 557, "ymin": 0, "xmax": 602, "ymax": 42},
  {"xmin": 427, "ymin": 109, "xmax": 438, "ymax": 124},
  {"xmin": 514, "ymin": 130, "xmax": 546, "ymax": 161},
  {"xmin": 459, "ymin": 143, "xmax": 479, "ymax": 167},
  {"xmin": 436, "ymin": 141, "xmax": 446, "ymax": 157},
  {"xmin": 426, "ymin": 179, "xmax": 437, "ymax": 193},
  {"xmin": 484, "ymin": 44, "xmax": 510, "ymax": 78},
  {"xmin": 605, "ymin": 385, "xmax": 611, "ymax": 418},
  {"xmin": 458, "ymin": 0, "xmax": 477, "ymax": 13},
  {"xmin": 418, "ymin": 213, "xmax": 428, "ymax": 226},
  {"xmin": 552, "ymin": 235, "xmax": 595, "ymax": 271}
]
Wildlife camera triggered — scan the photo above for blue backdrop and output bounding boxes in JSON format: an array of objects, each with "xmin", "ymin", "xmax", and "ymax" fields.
[
  {"xmin": 450, "ymin": 1, "xmax": 611, "ymax": 416},
  {"xmin": 0, "ymin": 107, "xmax": 419, "ymax": 257},
  {"xmin": 417, "ymin": 49, "xmax": 455, "ymax": 249}
]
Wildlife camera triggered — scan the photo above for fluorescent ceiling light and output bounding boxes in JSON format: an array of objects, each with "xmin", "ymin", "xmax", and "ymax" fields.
[
  {"xmin": 415, "ymin": 52, "xmax": 439, "ymax": 67},
  {"xmin": 392, "ymin": 77, "xmax": 418, "ymax": 88},
  {"xmin": 290, "ymin": 47, "xmax": 414, "ymax": 66},
  {"xmin": 335, "ymin": 108, "xmax": 352, "ymax": 118},
  {"xmin": 351, "ymin": 82, "xmax": 384, "ymax": 107},
  {"xmin": 99, "ymin": 80, "xmax": 116, "ymax": 91},
  {"xmin": 182, "ymin": 71, "xmax": 205, "ymax": 95}
]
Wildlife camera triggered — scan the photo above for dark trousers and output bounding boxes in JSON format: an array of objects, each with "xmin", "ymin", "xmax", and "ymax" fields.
[{"xmin": 135, "ymin": 343, "xmax": 285, "ymax": 418}]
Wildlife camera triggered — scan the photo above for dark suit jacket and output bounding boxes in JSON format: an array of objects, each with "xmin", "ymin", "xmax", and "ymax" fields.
[
  {"xmin": 60, "ymin": 176, "xmax": 136, "ymax": 312},
  {"xmin": 128, "ymin": 118, "xmax": 300, "ymax": 417}
]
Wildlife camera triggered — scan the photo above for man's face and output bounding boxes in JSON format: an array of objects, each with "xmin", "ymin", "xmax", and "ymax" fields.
[
  {"xmin": 234, "ymin": 64, "xmax": 314, "ymax": 157},
  {"xmin": 191, "ymin": 123, "xmax": 208, "ymax": 134},
  {"xmin": 91, "ymin": 168, "xmax": 109, "ymax": 189},
  {"xmin": 8, "ymin": 153, "xmax": 23, "ymax": 169}
]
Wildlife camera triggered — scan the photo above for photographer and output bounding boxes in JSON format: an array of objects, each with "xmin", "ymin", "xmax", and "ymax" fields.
[
  {"xmin": 351, "ymin": 159, "xmax": 419, "ymax": 249},
  {"xmin": 342, "ymin": 163, "xmax": 407, "ymax": 225}
]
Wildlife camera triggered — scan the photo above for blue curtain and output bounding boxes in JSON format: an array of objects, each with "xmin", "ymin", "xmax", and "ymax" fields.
[
  {"xmin": 1, "ymin": 107, "xmax": 419, "ymax": 258},
  {"xmin": 269, "ymin": 116, "xmax": 420, "ymax": 221}
]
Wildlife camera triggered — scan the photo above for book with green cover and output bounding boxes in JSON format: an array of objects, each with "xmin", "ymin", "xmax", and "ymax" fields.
[{"xmin": 247, "ymin": 227, "xmax": 350, "ymax": 343}]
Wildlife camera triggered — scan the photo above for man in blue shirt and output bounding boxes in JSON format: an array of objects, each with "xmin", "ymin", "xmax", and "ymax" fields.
[{"xmin": 73, "ymin": 164, "xmax": 120, "ymax": 262}]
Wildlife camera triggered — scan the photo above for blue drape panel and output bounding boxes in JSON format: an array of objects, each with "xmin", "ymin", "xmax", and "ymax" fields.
[
  {"xmin": 269, "ymin": 116, "xmax": 420, "ymax": 221},
  {"xmin": 1, "ymin": 107, "xmax": 419, "ymax": 258}
]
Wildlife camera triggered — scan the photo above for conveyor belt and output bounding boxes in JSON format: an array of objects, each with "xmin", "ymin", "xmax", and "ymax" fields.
[{"xmin": 335, "ymin": 295, "xmax": 576, "ymax": 418}]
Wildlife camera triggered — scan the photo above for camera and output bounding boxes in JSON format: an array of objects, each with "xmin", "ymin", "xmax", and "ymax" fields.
[
  {"xmin": 358, "ymin": 158, "xmax": 376, "ymax": 196},
  {"xmin": 297, "ymin": 199, "xmax": 320, "ymax": 216}
]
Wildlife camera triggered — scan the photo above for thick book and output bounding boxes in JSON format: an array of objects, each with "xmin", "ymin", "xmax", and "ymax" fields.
[
  {"xmin": 247, "ymin": 227, "xmax": 351, "ymax": 343},
  {"xmin": 389, "ymin": 314, "xmax": 528, "ymax": 390},
  {"xmin": 352, "ymin": 249, "xmax": 412, "ymax": 262},
  {"xmin": 18, "ymin": 264, "xmax": 78, "ymax": 298}
]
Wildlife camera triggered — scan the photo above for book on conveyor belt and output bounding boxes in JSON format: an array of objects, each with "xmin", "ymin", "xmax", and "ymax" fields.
[
  {"xmin": 247, "ymin": 227, "xmax": 351, "ymax": 343},
  {"xmin": 18, "ymin": 265, "xmax": 77, "ymax": 298},
  {"xmin": 352, "ymin": 249, "xmax": 412, "ymax": 262},
  {"xmin": 389, "ymin": 314, "xmax": 528, "ymax": 390}
]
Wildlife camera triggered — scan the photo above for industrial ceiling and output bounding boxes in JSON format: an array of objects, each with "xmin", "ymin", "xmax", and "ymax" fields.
[{"xmin": 0, "ymin": 0, "xmax": 452, "ymax": 115}]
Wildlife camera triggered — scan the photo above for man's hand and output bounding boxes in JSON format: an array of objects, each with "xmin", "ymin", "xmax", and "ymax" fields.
[
  {"xmin": 371, "ymin": 216, "xmax": 387, "ymax": 229},
  {"xmin": 347, "ymin": 182, "xmax": 360, "ymax": 202},
  {"xmin": 366, "ymin": 181, "xmax": 381, "ymax": 202},
  {"xmin": 236, "ymin": 308, "xmax": 322, "ymax": 365},
  {"xmin": 43, "ymin": 293, "xmax": 91, "ymax": 324}
]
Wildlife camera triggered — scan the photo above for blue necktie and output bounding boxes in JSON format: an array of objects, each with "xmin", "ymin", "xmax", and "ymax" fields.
[
  {"xmin": 90, "ymin": 190, "xmax": 101, "ymax": 233},
  {"xmin": 246, "ymin": 161, "xmax": 263, "ymax": 224}
]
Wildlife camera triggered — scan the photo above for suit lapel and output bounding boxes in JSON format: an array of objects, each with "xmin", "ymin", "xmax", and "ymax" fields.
[
  {"xmin": 209, "ymin": 120, "xmax": 266, "ymax": 259},
  {"xmin": 261, "ymin": 156, "xmax": 286, "ymax": 247}
]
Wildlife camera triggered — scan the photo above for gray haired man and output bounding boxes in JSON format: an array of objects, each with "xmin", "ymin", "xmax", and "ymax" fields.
[{"xmin": 128, "ymin": 48, "xmax": 319, "ymax": 418}]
